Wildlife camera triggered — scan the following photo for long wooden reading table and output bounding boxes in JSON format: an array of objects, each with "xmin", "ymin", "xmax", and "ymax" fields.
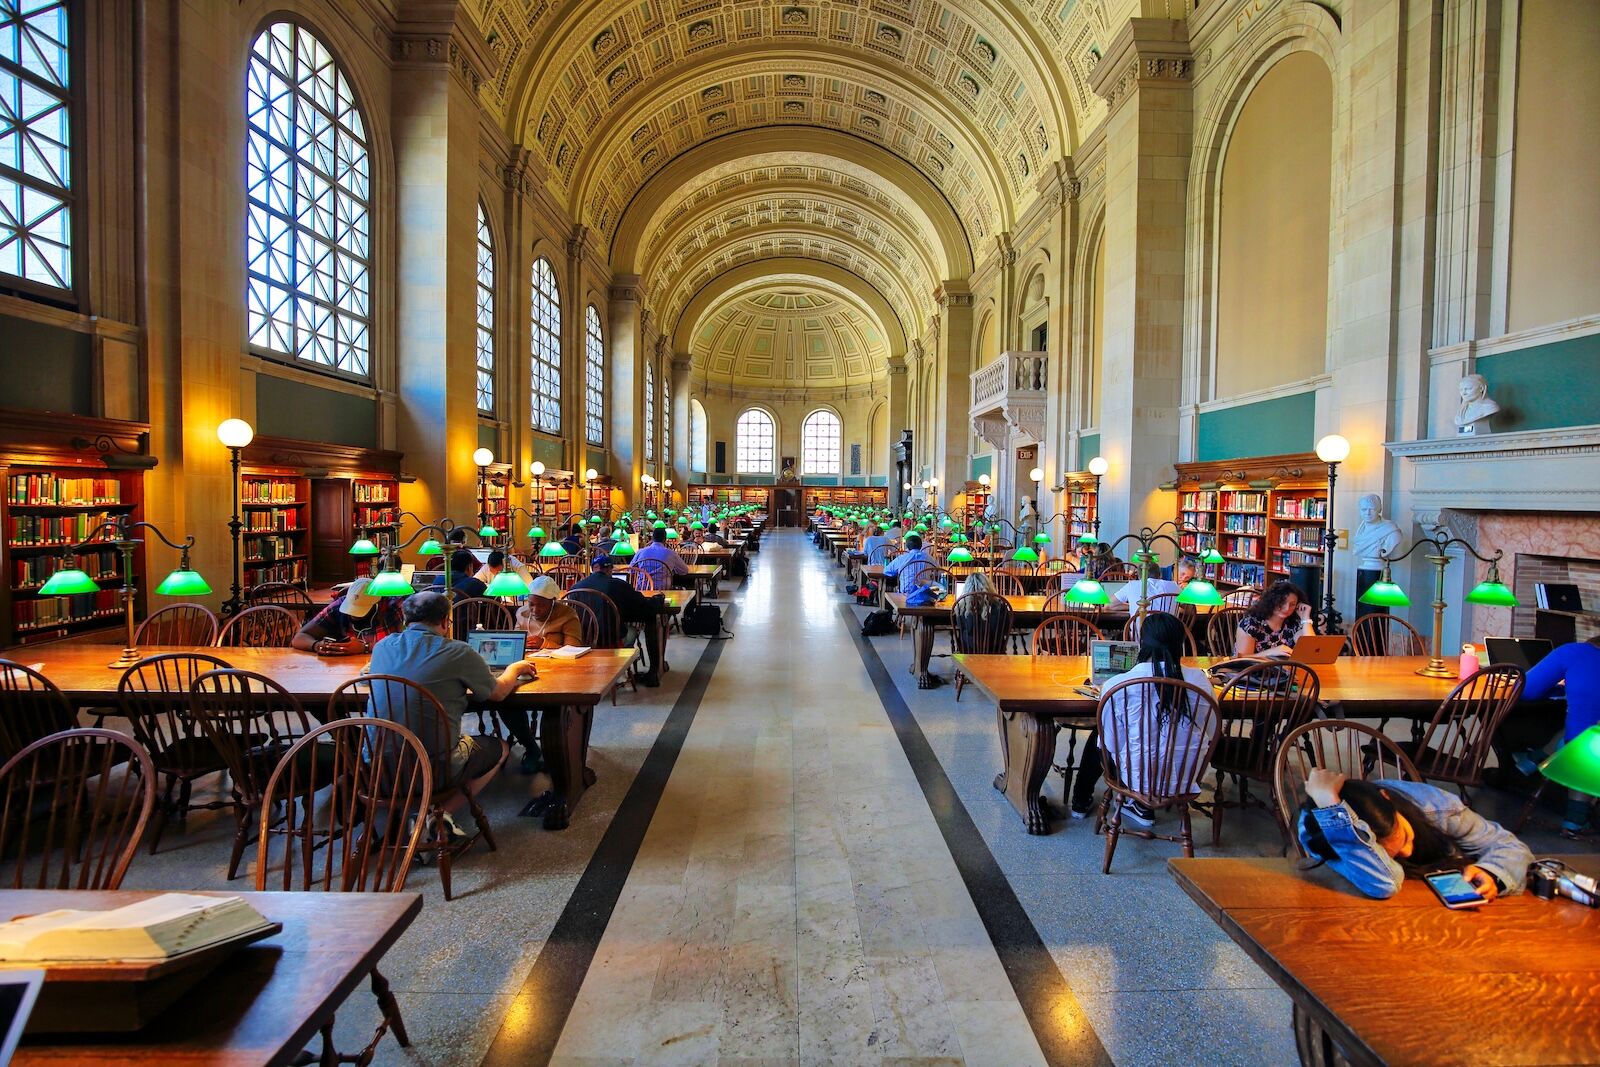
[{"xmin": 23, "ymin": 645, "xmax": 636, "ymax": 831}]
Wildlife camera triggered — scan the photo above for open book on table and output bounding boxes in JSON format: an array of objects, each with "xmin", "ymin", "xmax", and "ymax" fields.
[
  {"xmin": 0, "ymin": 894, "xmax": 274, "ymax": 964},
  {"xmin": 530, "ymin": 645, "xmax": 591, "ymax": 660}
]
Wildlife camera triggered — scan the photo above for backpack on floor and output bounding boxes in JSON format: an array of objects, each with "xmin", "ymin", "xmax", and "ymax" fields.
[
  {"xmin": 860, "ymin": 609, "xmax": 895, "ymax": 637},
  {"xmin": 682, "ymin": 603, "xmax": 733, "ymax": 640},
  {"xmin": 854, "ymin": 582, "xmax": 879, "ymax": 605}
]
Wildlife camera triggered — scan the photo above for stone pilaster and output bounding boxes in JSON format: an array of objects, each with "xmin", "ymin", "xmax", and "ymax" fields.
[
  {"xmin": 607, "ymin": 275, "xmax": 643, "ymax": 506},
  {"xmin": 1090, "ymin": 19, "xmax": 1193, "ymax": 539},
  {"xmin": 932, "ymin": 281, "xmax": 974, "ymax": 497}
]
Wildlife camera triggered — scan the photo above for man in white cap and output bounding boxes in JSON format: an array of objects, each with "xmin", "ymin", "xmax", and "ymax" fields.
[
  {"xmin": 501, "ymin": 574, "xmax": 587, "ymax": 774},
  {"xmin": 291, "ymin": 576, "xmax": 404, "ymax": 655}
]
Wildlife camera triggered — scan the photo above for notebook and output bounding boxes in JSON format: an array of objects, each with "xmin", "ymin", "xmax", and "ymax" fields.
[
  {"xmin": 1088, "ymin": 639, "xmax": 1140, "ymax": 685},
  {"xmin": 0, "ymin": 894, "xmax": 272, "ymax": 963},
  {"xmin": 1485, "ymin": 636, "xmax": 1553, "ymax": 671},
  {"xmin": 465, "ymin": 630, "xmax": 527, "ymax": 670}
]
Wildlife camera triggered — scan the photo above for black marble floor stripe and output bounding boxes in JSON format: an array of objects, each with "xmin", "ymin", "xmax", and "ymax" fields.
[
  {"xmin": 841, "ymin": 602, "xmax": 1113, "ymax": 1067},
  {"xmin": 480, "ymin": 603, "xmax": 738, "ymax": 1067}
]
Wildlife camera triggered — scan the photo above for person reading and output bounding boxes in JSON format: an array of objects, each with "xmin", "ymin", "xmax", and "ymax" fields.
[
  {"xmin": 1235, "ymin": 580, "xmax": 1316, "ymax": 657},
  {"xmin": 366, "ymin": 591, "xmax": 529, "ymax": 839},
  {"xmin": 291, "ymin": 577, "xmax": 404, "ymax": 655},
  {"xmin": 571, "ymin": 555, "xmax": 665, "ymax": 687},
  {"xmin": 1297, "ymin": 770, "xmax": 1533, "ymax": 900},
  {"xmin": 882, "ymin": 533, "xmax": 931, "ymax": 585}
]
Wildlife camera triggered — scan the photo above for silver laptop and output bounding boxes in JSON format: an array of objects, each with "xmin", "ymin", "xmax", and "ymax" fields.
[
  {"xmin": 465, "ymin": 630, "xmax": 526, "ymax": 669},
  {"xmin": 1088, "ymin": 639, "xmax": 1140, "ymax": 686}
]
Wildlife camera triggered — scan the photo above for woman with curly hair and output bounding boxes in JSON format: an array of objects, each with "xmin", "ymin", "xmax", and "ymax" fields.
[{"xmin": 1235, "ymin": 579, "xmax": 1316, "ymax": 657}]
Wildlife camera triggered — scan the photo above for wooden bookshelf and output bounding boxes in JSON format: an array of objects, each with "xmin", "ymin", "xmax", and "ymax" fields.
[
  {"xmin": 1171, "ymin": 454, "xmax": 1328, "ymax": 589},
  {"xmin": 688, "ymin": 485, "xmax": 773, "ymax": 510},
  {"xmin": 582, "ymin": 476, "xmax": 611, "ymax": 519},
  {"xmin": 240, "ymin": 468, "xmax": 310, "ymax": 588},
  {"xmin": 800, "ymin": 487, "xmax": 887, "ymax": 514},
  {"xmin": 1065, "ymin": 478, "xmax": 1100, "ymax": 543},
  {"xmin": 961, "ymin": 482, "xmax": 990, "ymax": 526},
  {"xmin": 0, "ymin": 411, "xmax": 152, "ymax": 648}
]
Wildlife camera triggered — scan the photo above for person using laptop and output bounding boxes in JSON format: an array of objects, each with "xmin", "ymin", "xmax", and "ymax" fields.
[
  {"xmin": 291, "ymin": 576, "xmax": 404, "ymax": 655},
  {"xmin": 1067, "ymin": 613, "xmax": 1217, "ymax": 826},
  {"xmin": 366, "ymin": 590, "xmax": 531, "ymax": 839},
  {"xmin": 1509, "ymin": 636, "xmax": 1600, "ymax": 837},
  {"xmin": 1235, "ymin": 580, "xmax": 1316, "ymax": 657}
]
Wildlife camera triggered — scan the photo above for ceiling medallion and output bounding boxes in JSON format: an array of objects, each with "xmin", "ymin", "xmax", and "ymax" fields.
[
  {"xmin": 781, "ymin": 6, "xmax": 809, "ymax": 26},
  {"xmin": 875, "ymin": 24, "xmax": 903, "ymax": 46}
]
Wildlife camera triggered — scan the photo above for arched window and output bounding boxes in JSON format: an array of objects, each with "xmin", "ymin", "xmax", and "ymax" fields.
[
  {"xmin": 643, "ymin": 359, "xmax": 655, "ymax": 462},
  {"xmin": 584, "ymin": 305, "xmax": 604, "ymax": 445},
  {"xmin": 689, "ymin": 399, "xmax": 708, "ymax": 473},
  {"xmin": 0, "ymin": 0, "xmax": 73, "ymax": 294},
  {"xmin": 802, "ymin": 410, "xmax": 842, "ymax": 475},
  {"xmin": 246, "ymin": 21, "xmax": 371, "ymax": 377},
  {"xmin": 474, "ymin": 203, "xmax": 494, "ymax": 414},
  {"xmin": 530, "ymin": 257, "xmax": 561, "ymax": 434},
  {"xmin": 736, "ymin": 408, "xmax": 774, "ymax": 474},
  {"xmin": 662, "ymin": 371, "xmax": 671, "ymax": 472}
]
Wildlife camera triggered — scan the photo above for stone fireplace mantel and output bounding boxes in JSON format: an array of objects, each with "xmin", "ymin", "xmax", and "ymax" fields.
[{"xmin": 1386, "ymin": 424, "xmax": 1600, "ymax": 513}]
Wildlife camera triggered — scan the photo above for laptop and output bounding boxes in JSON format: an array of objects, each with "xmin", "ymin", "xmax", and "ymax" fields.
[
  {"xmin": 1485, "ymin": 636, "xmax": 1553, "ymax": 671},
  {"xmin": 0, "ymin": 969, "xmax": 42, "ymax": 1061},
  {"xmin": 465, "ymin": 630, "xmax": 528, "ymax": 670},
  {"xmin": 1288, "ymin": 634, "xmax": 1347, "ymax": 664},
  {"xmin": 1088, "ymin": 639, "xmax": 1140, "ymax": 686}
]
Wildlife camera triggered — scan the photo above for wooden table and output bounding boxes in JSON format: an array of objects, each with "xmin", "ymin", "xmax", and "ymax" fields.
[
  {"xmin": 672, "ymin": 562, "xmax": 724, "ymax": 601},
  {"xmin": 1169, "ymin": 855, "xmax": 1600, "ymax": 1066},
  {"xmin": 886, "ymin": 593, "xmax": 1064, "ymax": 689},
  {"xmin": 952, "ymin": 654, "xmax": 1489, "ymax": 835},
  {"xmin": 8, "ymin": 888, "xmax": 421, "ymax": 1067},
  {"xmin": 25, "ymin": 645, "xmax": 636, "ymax": 831},
  {"xmin": 650, "ymin": 588, "xmax": 696, "ymax": 674}
]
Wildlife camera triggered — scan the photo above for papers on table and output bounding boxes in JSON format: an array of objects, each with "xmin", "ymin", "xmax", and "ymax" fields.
[
  {"xmin": 0, "ymin": 894, "xmax": 274, "ymax": 963},
  {"xmin": 529, "ymin": 645, "xmax": 591, "ymax": 660}
]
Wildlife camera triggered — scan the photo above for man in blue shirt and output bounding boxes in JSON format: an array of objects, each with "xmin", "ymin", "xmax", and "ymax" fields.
[
  {"xmin": 633, "ymin": 527, "xmax": 688, "ymax": 576},
  {"xmin": 1509, "ymin": 638, "xmax": 1600, "ymax": 834},
  {"xmin": 883, "ymin": 533, "xmax": 932, "ymax": 587},
  {"xmin": 366, "ymin": 591, "xmax": 532, "ymax": 836}
]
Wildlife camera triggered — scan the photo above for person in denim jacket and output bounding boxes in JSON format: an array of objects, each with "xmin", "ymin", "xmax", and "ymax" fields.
[{"xmin": 1297, "ymin": 770, "xmax": 1534, "ymax": 901}]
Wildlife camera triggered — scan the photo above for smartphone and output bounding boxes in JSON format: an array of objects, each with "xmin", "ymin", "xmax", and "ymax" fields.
[{"xmin": 1423, "ymin": 869, "xmax": 1486, "ymax": 909}]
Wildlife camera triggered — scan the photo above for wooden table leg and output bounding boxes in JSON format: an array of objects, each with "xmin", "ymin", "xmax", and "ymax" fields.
[
  {"xmin": 538, "ymin": 703, "xmax": 594, "ymax": 831},
  {"xmin": 911, "ymin": 616, "xmax": 936, "ymax": 688},
  {"xmin": 991, "ymin": 709, "xmax": 1059, "ymax": 834}
]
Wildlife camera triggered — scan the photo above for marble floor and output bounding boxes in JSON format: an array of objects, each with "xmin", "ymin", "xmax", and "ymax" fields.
[{"xmin": 99, "ymin": 529, "xmax": 1586, "ymax": 1066}]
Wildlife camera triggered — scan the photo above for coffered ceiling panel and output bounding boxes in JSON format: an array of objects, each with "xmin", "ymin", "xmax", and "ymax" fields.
[{"xmin": 689, "ymin": 285, "xmax": 890, "ymax": 389}]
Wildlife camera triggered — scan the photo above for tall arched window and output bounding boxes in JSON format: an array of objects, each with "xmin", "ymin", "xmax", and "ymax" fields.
[
  {"xmin": 643, "ymin": 359, "xmax": 655, "ymax": 462},
  {"xmin": 802, "ymin": 410, "xmax": 842, "ymax": 475},
  {"xmin": 474, "ymin": 202, "xmax": 494, "ymax": 414},
  {"xmin": 246, "ymin": 21, "xmax": 371, "ymax": 377},
  {"xmin": 584, "ymin": 305, "xmax": 604, "ymax": 445},
  {"xmin": 736, "ymin": 408, "xmax": 774, "ymax": 474},
  {"xmin": 662, "ymin": 372, "xmax": 671, "ymax": 472},
  {"xmin": 689, "ymin": 398, "xmax": 708, "ymax": 473},
  {"xmin": 530, "ymin": 257, "xmax": 561, "ymax": 434},
  {"xmin": 0, "ymin": 0, "xmax": 73, "ymax": 294}
]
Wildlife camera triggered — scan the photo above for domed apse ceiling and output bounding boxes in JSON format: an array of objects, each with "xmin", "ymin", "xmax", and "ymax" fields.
[{"xmin": 690, "ymin": 287, "xmax": 890, "ymax": 391}]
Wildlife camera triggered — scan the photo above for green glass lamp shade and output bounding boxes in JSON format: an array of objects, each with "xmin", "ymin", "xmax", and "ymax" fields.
[
  {"xmin": 1539, "ymin": 726, "xmax": 1600, "ymax": 795},
  {"xmin": 155, "ymin": 568, "xmax": 212, "ymax": 597},
  {"xmin": 991, "ymin": 523, "xmax": 1003, "ymax": 533},
  {"xmin": 485, "ymin": 570, "xmax": 531, "ymax": 598},
  {"xmin": 950, "ymin": 533, "xmax": 968, "ymax": 544},
  {"xmin": 947, "ymin": 546, "xmax": 974, "ymax": 564},
  {"xmin": 1465, "ymin": 581, "xmax": 1518, "ymax": 607},
  {"xmin": 1201, "ymin": 547, "xmax": 1227, "ymax": 565},
  {"xmin": 349, "ymin": 538, "xmax": 381, "ymax": 556},
  {"xmin": 538, "ymin": 542, "xmax": 568, "ymax": 558},
  {"xmin": 665, "ymin": 528, "xmax": 680, "ymax": 540},
  {"xmin": 1065, "ymin": 578, "xmax": 1110, "ymax": 605},
  {"xmin": 528, "ymin": 525, "xmax": 547, "ymax": 540},
  {"xmin": 1078, "ymin": 531, "xmax": 1099, "ymax": 545},
  {"xmin": 39, "ymin": 567, "xmax": 98, "ymax": 596},
  {"xmin": 478, "ymin": 524, "xmax": 498, "ymax": 538},
  {"xmin": 1177, "ymin": 579, "xmax": 1226, "ymax": 607},
  {"xmin": 611, "ymin": 539, "xmax": 636, "ymax": 558},
  {"xmin": 690, "ymin": 520, "xmax": 705, "ymax": 530},
  {"xmin": 576, "ymin": 517, "xmax": 589, "ymax": 527},
  {"xmin": 652, "ymin": 519, "xmax": 667, "ymax": 530},
  {"xmin": 1359, "ymin": 580, "xmax": 1410, "ymax": 608},
  {"xmin": 915, "ymin": 523, "xmax": 929, "ymax": 533},
  {"xmin": 367, "ymin": 569, "xmax": 416, "ymax": 597},
  {"xmin": 939, "ymin": 516, "xmax": 956, "ymax": 528},
  {"xmin": 1032, "ymin": 531, "xmax": 1050, "ymax": 544},
  {"xmin": 418, "ymin": 538, "xmax": 444, "ymax": 556},
  {"xmin": 646, "ymin": 510, "xmax": 657, "ymax": 519},
  {"xmin": 1011, "ymin": 546, "xmax": 1040, "ymax": 563}
]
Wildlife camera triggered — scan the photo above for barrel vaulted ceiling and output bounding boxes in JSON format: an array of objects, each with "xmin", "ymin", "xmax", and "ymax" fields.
[
  {"xmin": 466, "ymin": 0, "xmax": 1124, "ymax": 386},
  {"xmin": 689, "ymin": 286, "xmax": 890, "ymax": 391}
]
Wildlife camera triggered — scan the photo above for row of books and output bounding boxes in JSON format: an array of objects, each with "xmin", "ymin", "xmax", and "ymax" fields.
[
  {"xmin": 355, "ymin": 506, "xmax": 398, "ymax": 526},
  {"xmin": 1221, "ymin": 536, "xmax": 1262, "ymax": 560},
  {"xmin": 352, "ymin": 482, "xmax": 394, "ymax": 502},
  {"xmin": 247, "ymin": 510, "xmax": 302, "ymax": 532},
  {"xmin": 14, "ymin": 590, "xmax": 120, "ymax": 631},
  {"xmin": 1272, "ymin": 549, "xmax": 1323, "ymax": 570},
  {"xmin": 1277, "ymin": 528, "xmax": 1322, "ymax": 549},
  {"xmin": 7, "ymin": 511, "xmax": 126, "ymax": 546},
  {"xmin": 244, "ymin": 536, "xmax": 297, "ymax": 562},
  {"xmin": 1273, "ymin": 497, "xmax": 1327, "ymax": 520},
  {"xmin": 1180, "ymin": 491, "xmax": 1218, "ymax": 511},
  {"xmin": 1218, "ymin": 561, "xmax": 1267, "ymax": 586},
  {"xmin": 244, "ymin": 560, "xmax": 306, "ymax": 585},
  {"xmin": 1220, "ymin": 491, "xmax": 1267, "ymax": 512},
  {"xmin": 241, "ymin": 479, "xmax": 300, "ymax": 503},
  {"xmin": 1180, "ymin": 511, "xmax": 1218, "ymax": 532},
  {"xmin": 11, "ymin": 549, "xmax": 119, "ymax": 589},
  {"xmin": 7, "ymin": 473, "xmax": 125, "ymax": 506},
  {"xmin": 1221, "ymin": 513, "xmax": 1267, "ymax": 534}
]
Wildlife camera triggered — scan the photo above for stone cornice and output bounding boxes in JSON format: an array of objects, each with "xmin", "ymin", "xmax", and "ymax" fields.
[
  {"xmin": 1386, "ymin": 425, "xmax": 1600, "ymax": 460},
  {"xmin": 391, "ymin": 2, "xmax": 498, "ymax": 95},
  {"xmin": 504, "ymin": 145, "xmax": 550, "ymax": 199},
  {"xmin": 934, "ymin": 280, "xmax": 973, "ymax": 308},
  {"xmin": 1090, "ymin": 18, "xmax": 1193, "ymax": 115}
]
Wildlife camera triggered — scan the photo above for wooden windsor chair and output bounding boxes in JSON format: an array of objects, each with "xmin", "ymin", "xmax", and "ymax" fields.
[
  {"xmin": 135, "ymin": 603, "xmax": 219, "ymax": 647},
  {"xmin": 1348, "ymin": 613, "xmax": 1426, "ymax": 656},
  {"xmin": 215, "ymin": 604, "xmax": 301, "ymax": 648},
  {"xmin": 451, "ymin": 596, "xmax": 515, "ymax": 640},
  {"xmin": 1273, "ymin": 718, "xmax": 1423, "ymax": 853},
  {"xmin": 1032, "ymin": 615, "xmax": 1104, "ymax": 790},
  {"xmin": 949, "ymin": 592, "xmax": 1013, "ymax": 701},
  {"xmin": 564, "ymin": 588, "xmax": 635, "ymax": 703},
  {"xmin": 1201, "ymin": 660, "xmax": 1322, "ymax": 850},
  {"xmin": 0, "ymin": 659, "xmax": 77, "ymax": 764},
  {"xmin": 1205, "ymin": 607, "xmax": 1250, "ymax": 657},
  {"xmin": 1401, "ymin": 665, "xmax": 1525, "ymax": 800}
]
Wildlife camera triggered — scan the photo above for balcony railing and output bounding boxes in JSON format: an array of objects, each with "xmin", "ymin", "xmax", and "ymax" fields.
[{"xmin": 971, "ymin": 350, "xmax": 1047, "ymax": 412}]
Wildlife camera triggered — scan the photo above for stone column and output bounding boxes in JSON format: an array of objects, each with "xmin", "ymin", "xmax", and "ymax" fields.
[
  {"xmin": 884, "ymin": 352, "xmax": 908, "ymax": 492},
  {"xmin": 932, "ymin": 281, "xmax": 974, "ymax": 497},
  {"xmin": 566, "ymin": 225, "xmax": 593, "ymax": 473},
  {"xmin": 1089, "ymin": 19, "xmax": 1193, "ymax": 540},
  {"xmin": 608, "ymin": 276, "xmax": 642, "ymax": 507},
  {"xmin": 391, "ymin": 17, "xmax": 495, "ymax": 526},
  {"xmin": 670, "ymin": 352, "xmax": 691, "ymax": 488}
]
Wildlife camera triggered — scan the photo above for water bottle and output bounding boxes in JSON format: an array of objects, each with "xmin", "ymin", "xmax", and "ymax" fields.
[{"xmin": 1459, "ymin": 644, "xmax": 1481, "ymax": 679}]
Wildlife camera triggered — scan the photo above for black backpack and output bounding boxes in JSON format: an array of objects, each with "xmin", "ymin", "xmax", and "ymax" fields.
[
  {"xmin": 682, "ymin": 603, "xmax": 733, "ymax": 639},
  {"xmin": 860, "ymin": 609, "xmax": 894, "ymax": 637}
]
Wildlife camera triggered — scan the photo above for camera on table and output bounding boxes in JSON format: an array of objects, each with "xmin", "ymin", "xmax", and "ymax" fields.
[{"xmin": 1529, "ymin": 859, "xmax": 1599, "ymax": 908}]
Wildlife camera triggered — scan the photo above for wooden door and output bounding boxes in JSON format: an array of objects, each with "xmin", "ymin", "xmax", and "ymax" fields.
[{"xmin": 310, "ymin": 478, "xmax": 354, "ymax": 585}]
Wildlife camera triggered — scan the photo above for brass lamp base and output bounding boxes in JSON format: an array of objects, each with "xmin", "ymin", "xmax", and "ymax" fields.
[
  {"xmin": 107, "ymin": 647, "xmax": 141, "ymax": 670},
  {"xmin": 1416, "ymin": 660, "xmax": 1456, "ymax": 679}
]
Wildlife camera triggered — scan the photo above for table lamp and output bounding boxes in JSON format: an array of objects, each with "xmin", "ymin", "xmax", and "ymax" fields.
[
  {"xmin": 485, "ymin": 570, "xmax": 531, "ymax": 598},
  {"xmin": 1064, "ymin": 577, "xmax": 1109, "ymax": 605},
  {"xmin": 1539, "ymin": 728, "xmax": 1600, "ymax": 795}
]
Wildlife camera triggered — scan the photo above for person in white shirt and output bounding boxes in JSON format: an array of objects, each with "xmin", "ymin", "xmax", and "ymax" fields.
[
  {"xmin": 1067, "ymin": 612, "xmax": 1217, "ymax": 826},
  {"xmin": 1111, "ymin": 558, "xmax": 1197, "ymax": 614},
  {"xmin": 860, "ymin": 524, "xmax": 893, "ymax": 561}
]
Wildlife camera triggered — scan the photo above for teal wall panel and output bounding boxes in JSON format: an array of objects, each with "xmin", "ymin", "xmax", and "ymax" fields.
[
  {"xmin": 476, "ymin": 423, "xmax": 496, "ymax": 450},
  {"xmin": 256, "ymin": 375, "xmax": 376, "ymax": 449},
  {"xmin": 1196, "ymin": 392, "xmax": 1315, "ymax": 461},
  {"xmin": 1476, "ymin": 333, "xmax": 1600, "ymax": 432},
  {"xmin": 869, "ymin": 475, "xmax": 888, "ymax": 487},
  {"xmin": 1079, "ymin": 434, "xmax": 1100, "ymax": 467},
  {"xmin": 586, "ymin": 449, "xmax": 609, "ymax": 476},
  {"xmin": 0, "ymin": 314, "xmax": 92, "ymax": 415},
  {"xmin": 529, "ymin": 435, "xmax": 562, "ymax": 471},
  {"xmin": 969, "ymin": 454, "xmax": 993, "ymax": 481}
]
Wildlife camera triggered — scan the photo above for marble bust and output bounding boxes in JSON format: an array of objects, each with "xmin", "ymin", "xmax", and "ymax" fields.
[
  {"xmin": 1352, "ymin": 493, "xmax": 1404, "ymax": 570},
  {"xmin": 1453, "ymin": 373, "xmax": 1500, "ymax": 435},
  {"xmin": 1017, "ymin": 495, "xmax": 1038, "ymax": 536}
]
